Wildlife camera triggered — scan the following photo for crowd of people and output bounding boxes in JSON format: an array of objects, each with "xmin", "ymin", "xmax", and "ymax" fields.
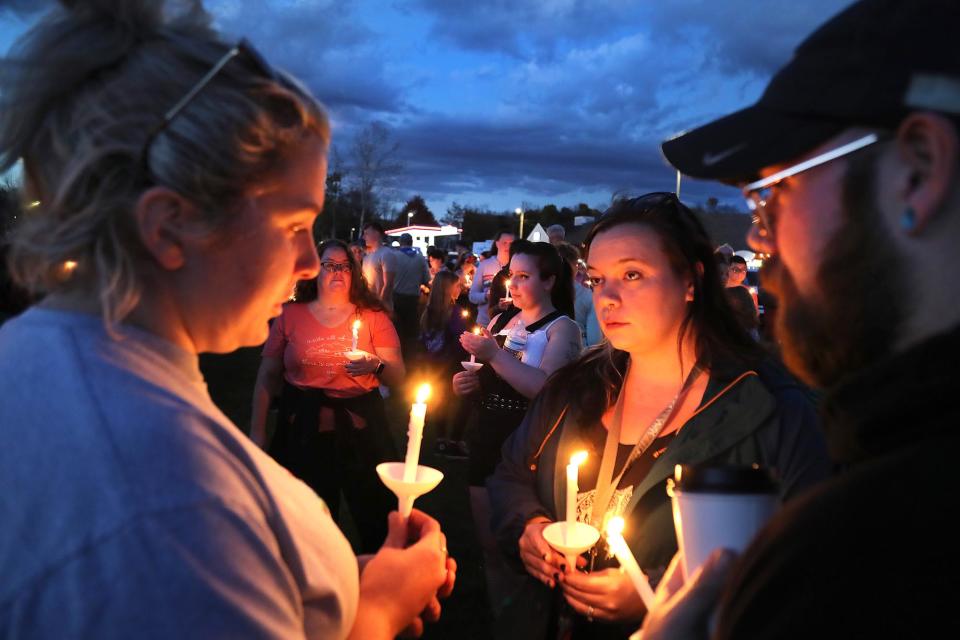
[{"xmin": 1, "ymin": 0, "xmax": 958, "ymax": 638}]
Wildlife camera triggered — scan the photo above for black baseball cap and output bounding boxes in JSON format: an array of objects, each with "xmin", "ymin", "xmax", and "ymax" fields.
[{"xmin": 662, "ymin": 0, "xmax": 960, "ymax": 185}]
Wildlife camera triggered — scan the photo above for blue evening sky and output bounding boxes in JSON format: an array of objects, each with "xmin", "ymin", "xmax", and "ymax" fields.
[{"xmin": 1, "ymin": 0, "xmax": 853, "ymax": 215}]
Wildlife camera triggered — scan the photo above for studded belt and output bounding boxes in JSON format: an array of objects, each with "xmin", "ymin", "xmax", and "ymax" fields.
[{"xmin": 480, "ymin": 392, "xmax": 529, "ymax": 413}]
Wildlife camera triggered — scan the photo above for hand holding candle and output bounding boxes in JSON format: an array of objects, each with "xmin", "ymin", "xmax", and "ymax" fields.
[
  {"xmin": 606, "ymin": 516, "xmax": 656, "ymax": 610},
  {"xmin": 403, "ymin": 384, "xmax": 431, "ymax": 482},
  {"xmin": 504, "ymin": 279, "xmax": 513, "ymax": 303}
]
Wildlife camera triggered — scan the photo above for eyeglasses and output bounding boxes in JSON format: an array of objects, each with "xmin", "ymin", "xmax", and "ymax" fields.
[
  {"xmin": 742, "ymin": 133, "xmax": 881, "ymax": 240},
  {"xmin": 320, "ymin": 261, "xmax": 352, "ymax": 273},
  {"xmin": 140, "ymin": 39, "xmax": 275, "ymax": 176}
]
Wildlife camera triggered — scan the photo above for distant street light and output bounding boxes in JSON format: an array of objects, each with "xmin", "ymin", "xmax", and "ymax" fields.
[{"xmin": 515, "ymin": 207, "xmax": 525, "ymax": 239}]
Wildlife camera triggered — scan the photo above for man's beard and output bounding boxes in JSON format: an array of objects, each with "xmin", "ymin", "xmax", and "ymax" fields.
[{"xmin": 762, "ymin": 150, "xmax": 909, "ymax": 389}]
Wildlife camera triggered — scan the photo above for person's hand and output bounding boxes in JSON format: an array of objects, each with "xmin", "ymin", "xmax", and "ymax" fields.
[
  {"xmin": 518, "ymin": 518, "xmax": 567, "ymax": 589},
  {"xmin": 561, "ymin": 567, "xmax": 646, "ymax": 623},
  {"xmin": 497, "ymin": 298, "xmax": 513, "ymax": 311},
  {"xmin": 401, "ymin": 555, "xmax": 457, "ymax": 637},
  {"xmin": 460, "ymin": 327, "xmax": 498, "ymax": 362},
  {"xmin": 635, "ymin": 549, "xmax": 737, "ymax": 640},
  {"xmin": 394, "ymin": 510, "xmax": 458, "ymax": 637},
  {"xmin": 345, "ymin": 352, "xmax": 381, "ymax": 376},
  {"xmin": 452, "ymin": 370, "xmax": 481, "ymax": 396},
  {"xmin": 354, "ymin": 510, "xmax": 449, "ymax": 638}
]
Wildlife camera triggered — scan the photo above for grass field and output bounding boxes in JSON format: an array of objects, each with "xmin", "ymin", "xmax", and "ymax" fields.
[{"xmin": 200, "ymin": 348, "xmax": 494, "ymax": 639}]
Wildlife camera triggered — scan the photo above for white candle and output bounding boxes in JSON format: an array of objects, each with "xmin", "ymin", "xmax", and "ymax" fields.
[
  {"xmin": 403, "ymin": 384, "xmax": 431, "ymax": 482},
  {"xmin": 566, "ymin": 451, "xmax": 588, "ymax": 523},
  {"xmin": 504, "ymin": 279, "xmax": 513, "ymax": 302},
  {"xmin": 606, "ymin": 517, "xmax": 656, "ymax": 610},
  {"xmin": 351, "ymin": 319, "xmax": 360, "ymax": 352}
]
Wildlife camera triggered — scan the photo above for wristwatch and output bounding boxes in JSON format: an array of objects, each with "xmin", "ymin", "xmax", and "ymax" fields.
[{"xmin": 374, "ymin": 361, "xmax": 385, "ymax": 376}]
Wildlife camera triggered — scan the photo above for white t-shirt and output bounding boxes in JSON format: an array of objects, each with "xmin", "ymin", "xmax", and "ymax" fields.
[
  {"xmin": 362, "ymin": 245, "xmax": 397, "ymax": 300},
  {"xmin": 468, "ymin": 255, "xmax": 508, "ymax": 326}
]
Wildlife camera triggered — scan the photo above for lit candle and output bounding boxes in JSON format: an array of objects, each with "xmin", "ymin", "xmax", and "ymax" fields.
[
  {"xmin": 504, "ymin": 279, "xmax": 513, "ymax": 302},
  {"xmin": 566, "ymin": 451, "xmax": 588, "ymax": 523},
  {"xmin": 351, "ymin": 318, "xmax": 360, "ymax": 352},
  {"xmin": 469, "ymin": 326, "xmax": 481, "ymax": 364},
  {"xmin": 462, "ymin": 309, "xmax": 470, "ymax": 319},
  {"xmin": 606, "ymin": 517, "xmax": 656, "ymax": 610},
  {"xmin": 403, "ymin": 384, "xmax": 431, "ymax": 482}
]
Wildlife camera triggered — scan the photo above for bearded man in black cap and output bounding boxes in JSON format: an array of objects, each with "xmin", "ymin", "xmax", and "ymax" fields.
[{"xmin": 642, "ymin": 0, "xmax": 960, "ymax": 638}]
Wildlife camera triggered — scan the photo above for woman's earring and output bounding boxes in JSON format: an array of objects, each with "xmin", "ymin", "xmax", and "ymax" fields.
[{"xmin": 900, "ymin": 207, "xmax": 916, "ymax": 232}]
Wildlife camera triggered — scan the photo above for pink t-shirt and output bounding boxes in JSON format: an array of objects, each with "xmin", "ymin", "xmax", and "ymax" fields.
[{"xmin": 263, "ymin": 304, "xmax": 400, "ymax": 398}]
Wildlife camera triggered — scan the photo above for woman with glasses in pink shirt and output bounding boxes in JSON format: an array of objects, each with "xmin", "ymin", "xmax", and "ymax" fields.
[{"xmin": 252, "ymin": 239, "xmax": 405, "ymax": 552}]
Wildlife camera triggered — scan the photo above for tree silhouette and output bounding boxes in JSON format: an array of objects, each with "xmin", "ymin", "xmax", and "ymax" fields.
[{"xmin": 395, "ymin": 195, "xmax": 440, "ymax": 227}]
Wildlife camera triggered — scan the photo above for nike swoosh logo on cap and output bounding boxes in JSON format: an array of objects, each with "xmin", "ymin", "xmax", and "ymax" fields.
[{"xmin": 702, "ymin": 143, "xmax": 747, "ymax": 166}]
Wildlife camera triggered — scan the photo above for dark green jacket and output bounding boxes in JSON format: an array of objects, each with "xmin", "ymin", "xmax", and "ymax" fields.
[{"xmin": 487, "ymin": 359, "xmax": 831, "ymax": 636}]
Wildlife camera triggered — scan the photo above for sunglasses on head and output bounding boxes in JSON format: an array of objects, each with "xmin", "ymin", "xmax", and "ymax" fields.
[{"xmin": 140, "ymin": 38, "xmax": 277, "ymax": 177}]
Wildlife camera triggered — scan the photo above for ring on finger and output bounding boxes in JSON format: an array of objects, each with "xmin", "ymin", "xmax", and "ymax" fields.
[{"xmin": 587, "ymin": 605, "xmax": 594, "ymax": 622}]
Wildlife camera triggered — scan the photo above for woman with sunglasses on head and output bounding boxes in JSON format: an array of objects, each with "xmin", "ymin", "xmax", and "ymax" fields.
[
  {"xmin": 251, "ymin": 239, "xmax": 405, "ymax": 553},
  {"xmin": 453, "ymin": 239, "xmax": 583, "ymax": 616},
  {"xmin": 0, "ymin": 2, "xmax": 453, "ymax": 638},
  {"xmin": 487, "ymin": 194, "xmax": 830, "ymax": 639}
]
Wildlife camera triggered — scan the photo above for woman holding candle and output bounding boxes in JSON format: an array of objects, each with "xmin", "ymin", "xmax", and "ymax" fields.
[
  {"xmin": 417, "ymin": 270, "xmax": 470, "ymax": 457},
  {"xmin": 455, "ymin": 254, "xmax": 478, "ymax": 319},
  {"xmin": 453, "ymin": 240, "xmax": 582, "ymax": 616},
  {"xmin": 487, "ymin": 194, "xmax": 830, "ymax": 639},
  {"xmin": 0, "ymin": 2, "xmax": 454, "ymax": 637},
  {"xmin": 252, "ymin": 239, "xmax": 404, "ymax": 552}
]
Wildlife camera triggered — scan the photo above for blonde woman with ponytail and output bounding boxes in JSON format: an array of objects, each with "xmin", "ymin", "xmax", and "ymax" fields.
[{"xmin": 0, "ymin": 2, "xmax": 453, "ymax": 638}]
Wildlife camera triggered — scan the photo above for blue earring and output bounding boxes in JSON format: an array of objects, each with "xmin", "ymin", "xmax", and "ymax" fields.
[{"xmin": 900, "ymin": 207, "xmax": 916, "ymax": 231}]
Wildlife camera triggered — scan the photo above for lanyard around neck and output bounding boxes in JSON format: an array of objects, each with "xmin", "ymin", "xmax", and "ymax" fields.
[{"xmin": 588, "ymin": 361, "xmax": 703, "ymax": 528}]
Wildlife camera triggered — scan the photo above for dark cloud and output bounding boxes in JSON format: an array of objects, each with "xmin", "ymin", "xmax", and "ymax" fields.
[
  {"xmin": 0, "ymin": 0, "xmax": 856, "ymax": 212},
  {"xmin": 411, "ymin": 0, "xmax": 852, "ymax": 73},
  {"xmin": 0, "ymin": 0, "xmax": 51, "ymax": 17},
  {"xmin": 413, "ymin": 0, "xmax": 643, "ymax": 61},
  {"xmin": 639, "ymin": 0, "xmax": 854, "ymax": 76},
  {"xmin": 394, "ymin": 115, "xmax": 677, "ymax": 203},
  {"xmin": 209, "ymin": 1, "xmax": 407, "ymax": 115}
]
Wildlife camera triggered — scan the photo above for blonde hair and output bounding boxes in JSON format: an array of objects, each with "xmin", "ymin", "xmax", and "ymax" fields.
[{"xmin": 0, "ymin": 0, "xmax": 329, "ymax": 328}]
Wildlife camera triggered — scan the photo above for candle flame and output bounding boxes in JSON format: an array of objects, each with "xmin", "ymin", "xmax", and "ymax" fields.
[
  {"xmin": 352, "ymin": 319, "xmax": 361, "ymax": 332},
  {"xmin": 606, "ymin": 516, "xmax": 625, "ymax": 538},
  {"xmin": 415, "ymin": 383, "xmax": 431, "ymax": 404},
  {"xmin": 506, "ymin": 279, "xmax": 512, "ymax": 288},
  {"xmin": 473, "ymin": 326, "xmax": 481, "ymax": 335},
  {"xmin": 569, "ymin": 450, "xmax": 588, "ymax": 467},
  {"xmin": 63, "ymin": 260, "xmax": 78, "ymax": 272},
  {"xmin": 462, "ymin": 309, "xmax": 469, "ymax": 318}
]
